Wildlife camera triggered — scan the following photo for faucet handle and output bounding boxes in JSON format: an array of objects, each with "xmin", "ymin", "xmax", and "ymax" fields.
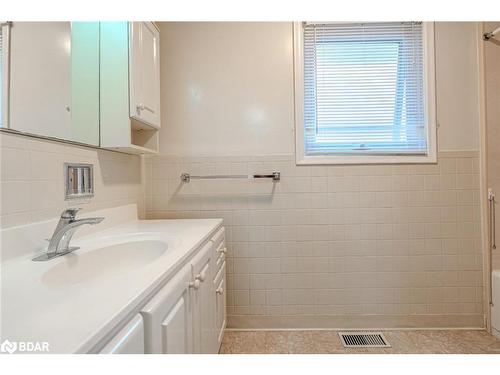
[{"xmin": 60, "ymin": 208, "xmax": 81, "ymax": 219}]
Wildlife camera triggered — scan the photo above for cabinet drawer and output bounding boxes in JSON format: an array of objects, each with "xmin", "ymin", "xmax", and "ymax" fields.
[
  {"xmin": 214, "ymin": 261, "xmax": 226, "ymax": 348},
  {"xmin": 211, "ymin": 227, "xmax": 225, "ymax": 249},
  {"xmin": 213, "ymin": 260, "xmax": 224, "ymax": 285},
  {"xmin": 216, "ymin": 251, "xmax": 225, "ymax": 270},
  {"xmin": 191, "ymin": 242, "xmax": 213, "ymax": 276},
  {"xmin": 99, "ymin": 315, "xmax": 144, "ymax": 354},
  {"xmin": 215, "ymin": 242, "xmax": 226, "ymax": 270}
]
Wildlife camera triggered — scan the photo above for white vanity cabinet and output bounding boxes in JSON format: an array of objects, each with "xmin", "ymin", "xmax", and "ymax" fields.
[
  {"xmin": 100, "ymin": 21, "xmax": 160, "ymax": 154},
  {"xmin": 135, "ymin": 229, "xmax": 226, "ymax": 354},
  {"xmin": 1, "ymin": 216, "xmax": 226, "ymax": 354}
]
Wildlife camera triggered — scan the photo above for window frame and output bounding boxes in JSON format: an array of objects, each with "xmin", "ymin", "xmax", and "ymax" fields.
[{"xmin": 293, "ymin": 21, "xmax": 437, "ymax": 165}]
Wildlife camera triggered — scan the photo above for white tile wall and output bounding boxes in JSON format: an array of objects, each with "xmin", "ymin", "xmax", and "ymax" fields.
[
  {"xmin": 0, "ymin": 132, "xmax": 144, "ymax": 229},
  {"xmin": 146, "ymin": 151, "xmax": 483, "ymax": 325},
  {"xmin": 485, "ymin": 22, "xmax": 500, "ymax": 271}
]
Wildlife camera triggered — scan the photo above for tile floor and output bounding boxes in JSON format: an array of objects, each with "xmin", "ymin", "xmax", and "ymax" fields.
[{"xmin": 220, "ymin": 330, "xmax": 500, "ymax": 354}]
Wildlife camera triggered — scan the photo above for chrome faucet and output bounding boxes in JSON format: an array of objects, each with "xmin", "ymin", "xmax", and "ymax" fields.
[{"xmin": 32, "ymin": 208, "xmax": 104, "ymax": 261}]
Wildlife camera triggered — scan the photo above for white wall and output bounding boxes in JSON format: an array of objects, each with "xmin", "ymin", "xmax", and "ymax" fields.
[
  {"xmin": 150, "ymin": 22, "xmax": 484, "ymax": 328},
  {"xmin": 159, "ymin": 22, "xmax": 294, "ymax": 156},
  {"xmin": 158, "ymin": 22, "xmax": 480, "ymax": 156},
  {"xmin": 484, "ymin": 21, "xmax": 500, "ymax": 270},
  {"xmin": 435, "ymin": 22, "xmax": 480, "ymax": 152},
  {"xmin": 0, "ymin": 132, "xmax": 144, "ymax": 228}
]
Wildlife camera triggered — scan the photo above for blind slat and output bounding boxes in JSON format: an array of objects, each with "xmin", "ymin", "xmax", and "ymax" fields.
[{"xmin": 303, "ymin": 22, "xmax": 427, "ymax": 156}]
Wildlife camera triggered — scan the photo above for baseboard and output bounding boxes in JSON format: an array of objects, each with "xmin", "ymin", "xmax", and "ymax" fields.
[{"xmin": 227, "ymin": 314, "xmax": 485, "ymax": 330}]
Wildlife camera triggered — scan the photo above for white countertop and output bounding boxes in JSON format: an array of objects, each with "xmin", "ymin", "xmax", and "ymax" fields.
[{"xmin": 0, "ymin": 218, "xmax": 222, "ymax": 353}]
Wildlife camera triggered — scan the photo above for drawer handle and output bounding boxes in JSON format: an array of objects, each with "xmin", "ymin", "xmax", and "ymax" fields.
[
  {"xmin": 195, "ymin": 270, "xmax": 207, "ymax": 282},
  {"xmin": 216, "ymin": 287, "xmax": 224, "ymax": 295},
  {"xmin": 189, "ymin": 279, "xmax": 200, "ymax": 290}
]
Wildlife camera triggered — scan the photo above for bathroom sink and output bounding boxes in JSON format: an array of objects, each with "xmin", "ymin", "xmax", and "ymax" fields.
[{"xmin": 41, "ymin": 240, "xmax": 167, "ymax": 287}]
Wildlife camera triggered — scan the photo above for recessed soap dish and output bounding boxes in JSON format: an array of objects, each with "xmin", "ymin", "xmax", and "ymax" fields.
[{"xmin": 64, "ymin": 163, "xmax": 94, "ymax": 200}]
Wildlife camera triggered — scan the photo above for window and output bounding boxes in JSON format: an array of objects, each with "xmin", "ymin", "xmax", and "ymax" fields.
[{"xmin": 294, "ymin": 22, "xmax": 436, "ymax": 164}]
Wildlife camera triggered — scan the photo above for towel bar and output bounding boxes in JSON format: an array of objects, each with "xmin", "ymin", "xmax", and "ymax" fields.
[{"xmin": 180, "ymin": 172, "xmax": 280, "ymax": 183}]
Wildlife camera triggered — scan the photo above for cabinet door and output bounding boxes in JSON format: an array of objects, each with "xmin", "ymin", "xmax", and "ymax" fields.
[
  {"xmin": 214, "ymin": 261, "xmax": 227, "ymax": 349},
  {"xmin": 141, "ymin": 264, "xmax": 193, "ymax": 354},
  {"xmin": 99, "ymin": 315, "xmax": 144, "ymax": 354},
  {"xmin": 191, "ymin": 242, "xmax": 217, "ymax": 353},
  {"xmin": 160, "ymin": 292, "xmax": 190, "ymax": 354},
  {"xmin": 129, "ymin": 21, "xmax": 160, "ymax": 128}
]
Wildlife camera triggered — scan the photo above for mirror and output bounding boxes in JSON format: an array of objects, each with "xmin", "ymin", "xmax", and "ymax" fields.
[{"xmin": 0, "ymin": 22, "xmax": 100, "ymax": 146}]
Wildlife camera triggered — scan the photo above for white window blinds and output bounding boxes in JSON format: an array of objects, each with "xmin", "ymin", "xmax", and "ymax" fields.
[{"xmin": 303, "ymin": 22, "xmax": 428, "ymax": 156}]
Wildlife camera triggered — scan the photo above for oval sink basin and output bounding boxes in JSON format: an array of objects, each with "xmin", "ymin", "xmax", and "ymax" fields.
[{"xmin": 42, "ymin": 240, "xmax": 167, "ymax": 287}]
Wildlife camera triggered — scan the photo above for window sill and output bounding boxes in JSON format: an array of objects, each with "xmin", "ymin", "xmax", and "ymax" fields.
[{"xmin": 296, "ymin": 153, "xmax": 437, "ymax": 165}]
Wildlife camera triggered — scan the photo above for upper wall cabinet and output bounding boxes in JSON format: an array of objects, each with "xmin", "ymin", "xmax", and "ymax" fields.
[
  {"xmin": 129, "ymin": 22, "xmax": 161, "ymax": 129},
  {"xmin": 100, "ymin": 22, "xmax": 160, "ymax": 154},
  {"xmin": 0, "ymin": 22, "xmax": 100, "ymax": 146}
]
